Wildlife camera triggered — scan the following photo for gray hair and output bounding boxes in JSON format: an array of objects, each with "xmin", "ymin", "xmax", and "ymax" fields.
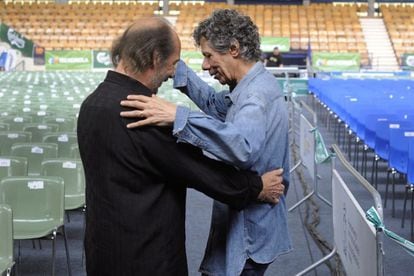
[
  {"xmin": 111, "ymin": 17, "xmax": 175, "ymax": 73},
  {"xmin": 193, "ymin": 9, "xmax": 262, "ymax": 62}
]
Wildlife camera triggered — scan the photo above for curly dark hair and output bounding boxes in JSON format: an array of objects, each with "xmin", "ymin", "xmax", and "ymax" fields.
[{"xmin": 193, "ymin": 9, "xmax": 262, "ymax": 62}]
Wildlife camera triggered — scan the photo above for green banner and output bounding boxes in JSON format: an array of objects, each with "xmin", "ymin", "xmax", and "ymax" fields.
[
  {"xmin": 0, "ymin": 23, "xmax": 34, "ymax": 57},
  {"xmin": 312, "ymin": 52, "xmax": 360, "ymax": 72},
  {"xmin": 277, "ymin": 78, "xmax": 308, "ymax": 96},
  {"xmin": 181, "ymin": 51, "xmax": 204, "ymax": 71},
  {"xmin": 93, "ymin": 50, "xmax": 112, "ymax": 69},
  {"xmin": 401, "ymin": 53, "xmax": 414, "ymax": 71},
  {"xmin": 261, "ymin": 37, "xmax": 290, "ymax": 52},
  {"xmin": 46, "ymin": 50, "xmax": 92, "ymax": 70}
]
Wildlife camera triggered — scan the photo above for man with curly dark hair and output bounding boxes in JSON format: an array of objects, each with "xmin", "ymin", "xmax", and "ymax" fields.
[{"xmin": 121, "ymin": 9, "xmax": 292, "ymax": 275}]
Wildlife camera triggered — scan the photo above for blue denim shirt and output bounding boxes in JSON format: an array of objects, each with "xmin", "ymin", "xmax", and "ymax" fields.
[{"xmin": 173, "ymin": 61, "xmax": 292, "ymax": 276}]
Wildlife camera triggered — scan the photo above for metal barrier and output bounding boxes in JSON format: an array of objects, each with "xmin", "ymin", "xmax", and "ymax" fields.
[
  {"xmin": 296, "ymin": 144, "xmax": 384, "ymax": 276},
  {"xmin": 289, "ymin": 99, "xmax": 331, "ymax": 212}
]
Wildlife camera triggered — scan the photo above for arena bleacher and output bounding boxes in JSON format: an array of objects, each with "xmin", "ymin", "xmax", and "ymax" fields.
[{"xmin": 0, "ymin": 0, "xmax": 414, "ymax": 275}]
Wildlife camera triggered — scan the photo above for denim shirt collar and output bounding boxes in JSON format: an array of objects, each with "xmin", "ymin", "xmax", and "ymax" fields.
[{"xmin": 226, "ymin": 62, "xmax": 264, "ymax": 105}]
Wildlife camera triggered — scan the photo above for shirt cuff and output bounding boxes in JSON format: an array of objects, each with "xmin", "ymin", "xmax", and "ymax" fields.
[
  {"xmin": 173, "ymin": 105, "xmax": 191, "ymax": 136},
  {"xmin": 173, "ymin": 60, "xmax": 188, "ymax": 89}
]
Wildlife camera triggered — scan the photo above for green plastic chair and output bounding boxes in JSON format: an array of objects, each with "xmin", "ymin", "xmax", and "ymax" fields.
[
  {"xmin": 11, "ymin": 143, "xmax": 58, "ymax": 176},
  {"xmin": 0, "ymin": 156, "xmax": 28, "ymax": 179},
  {"xmin": 23, "ymin": 123, "xmax": 59, "ymax": 142},
  {"xmin": 0, "ymin": 176, "xmax": 72, "ymax": 276},
  {"xmin": 41, "ymin": 158, "xmax": 85, "ymax": 211},
  {"xmin": 1, "ymin": 115, "xmax": 33, "ymax": 131},
  {"xmin": 43, "ymin": 116, "xmax": 76, "ymax": 132},
  {"xmin": 0, "ymin": 123, "xmax": 9, "ymax": 131},
  {"xmin": 0, "ymin": 204, "xmax": 14, "ymax": 276},
  {"xmin": 0, "ymin": 131, "xmax": 32, "ymax": 155},
  {"xmin": 27, "ymin": 110, "xmax": 56, "ymax": 123},
  {"xmin": 70, "ymin": 144, "xmax": 80, "ymax": 159},
  {"xmin": 42, "ymin": 132, "xmax": 78, "ymax": 158}
]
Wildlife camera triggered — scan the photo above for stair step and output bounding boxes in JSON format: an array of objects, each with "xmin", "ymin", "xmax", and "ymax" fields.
[{"xmin": 360, "ymin": 17, "xmax": 399, "ymax": 71}]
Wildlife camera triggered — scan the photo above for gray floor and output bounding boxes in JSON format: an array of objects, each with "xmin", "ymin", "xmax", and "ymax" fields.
[{"xmin": 11, "ymin": 95, "xmax": 414, "ymax": 276}]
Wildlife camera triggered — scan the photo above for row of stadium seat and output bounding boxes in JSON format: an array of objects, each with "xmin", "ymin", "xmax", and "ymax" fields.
[
  {"xmin": 309, "ymin": 78, "xmax": 414, "ymax": 239},
  {"xmin": 1, "ymin": 2, "xmax": 371, "ymax": 64}
]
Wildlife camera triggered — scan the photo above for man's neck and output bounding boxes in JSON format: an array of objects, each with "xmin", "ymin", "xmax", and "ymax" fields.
[
  {"xmin": 234, "ymin": 60, "xmax": 256, "ymax": 84},
  {"xmin": 115, "ymin": 61, "xmax": 153, "ymax": 90}
]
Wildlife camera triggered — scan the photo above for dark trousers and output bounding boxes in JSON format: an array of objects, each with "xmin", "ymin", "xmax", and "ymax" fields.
[
  {"xmin": 201, "ymin": 259, "xmax": 269, "ymax": 276},
  {"xmin": 240, "ymin": 259, "xmax": 269, "ymax": 276}
]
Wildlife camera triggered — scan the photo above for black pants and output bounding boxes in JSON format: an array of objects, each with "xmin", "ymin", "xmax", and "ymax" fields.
[
  {"xmin": 240, "ymin": 259, "xmax": 269, "ymax": 276},
  {"xmin": 201, "ymin": 259, "xmax": 269, "ymax": 276}
]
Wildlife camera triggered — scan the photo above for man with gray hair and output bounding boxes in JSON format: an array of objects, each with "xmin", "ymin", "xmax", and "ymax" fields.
[
  {"xmin": 78, "ymin": 16, "xmax": 285, "ymax": 275},
  {"xmin": 121, "ymin": 9, "xmax": 292, "ymax": 276}
]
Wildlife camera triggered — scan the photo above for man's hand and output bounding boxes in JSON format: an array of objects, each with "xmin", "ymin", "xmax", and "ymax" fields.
[
  {"xmin": 120, "ymin": 94, "xmax": 177, "ymax": 128},
  {"xmin": 257, "ymin": 168, "xmax": 284, "ymax": 204}
]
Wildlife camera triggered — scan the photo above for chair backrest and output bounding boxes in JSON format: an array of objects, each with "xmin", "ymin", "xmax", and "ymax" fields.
[
  {"xmin": 42, "ymin": 158, "xmax": 85, "ymax": 210},
  {"xmin": 70, "ymin": 143, "xmax": 80, "ymax": 159},
  {"xmin": 43, "ymin": 116, "xmax": 76, "ymax": 132},
  {"xmin": 27, "ymin": 110, "xmax": 55, "ymax": 123},
  {"xmin": 0, "ymin": 123, "xmax": 9, "ymax": 131},
  {"xmin": 22, "ymin": 123, "xmax": 59, "ymax": 142},
  {"xmin": 407, "ymin": 139, "xmax": 414, "ymax": 184},
  {"xmin": 0, "ymin": 156, "xmax": 28, "ymax": 179},
  {"xmin": 11, "ymin": 143, "xmax": 58, "ymax": 176},
  {"xmin": 374, "ymin": 120, "xmax": 412, "ymax": 161},
  {"xmin": 0, "ymin": 204, "xmax": 13, "ymax": 275},
  {"xmin": 0, "ymin": 131, "xmax": 32, "ymax": 155},
  {"xmin": 389, "ymin": 127, "xmax": 414, "ymax": 174},
  {"xmin": 1, "ymin": 115, "xmax": 33, "ymax": 131},
  {"xmin": 42, "ymin": 132, "xmax": 78, "ymax": 158},
  {"xmin": 0, "ymin": 176, "xmax": 64, "ymax": 240}
]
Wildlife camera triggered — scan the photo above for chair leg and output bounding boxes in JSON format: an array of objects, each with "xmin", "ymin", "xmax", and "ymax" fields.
[
  {"xmin": 402, "ymin": 184, "xmax": 409, "ymax": 228},
  {"xmin": 81, "ymin": 206, "xmax": 86, "ymax": 267},
  {"xmin": 371, "ymin": 155, "xmax": 377, "ymax": 186},
  {"xmin": 61, "ymin": 226, "xmax": 72, "ymax": 276},
  {"xmin": 51, "ymin": 230, "xmax": 57, "ymax": 276},
  {"xmin": 411, "ymin": 189, "xmax": 414, "ymax": 241},
  {"xmin": 384, "ymin": 169, "xmax": 392, "ymax": 208},
  {"xmin": 392, "ymin": 171, "xmax": 396, "ymax": 217},
  {"xmin": 18, "ymin": 240, "xmax": 21, "ymax": 264}
]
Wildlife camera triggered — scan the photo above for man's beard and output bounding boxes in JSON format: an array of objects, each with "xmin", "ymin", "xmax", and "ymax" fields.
[{"xmin": 150, "ymin": 70, "xmax": 167, "ymax": 93}]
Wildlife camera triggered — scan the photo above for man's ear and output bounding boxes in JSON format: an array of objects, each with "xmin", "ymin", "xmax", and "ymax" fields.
[
  {"xmin": 229, "ymin": 39, "xmax": 240, "ymax": 57},
  {"xmin": 152, "ymin": 51, "xmax": 162, "ymax": 68}
]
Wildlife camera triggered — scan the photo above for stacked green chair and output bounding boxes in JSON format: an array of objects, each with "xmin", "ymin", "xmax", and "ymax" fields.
[
  {"xmin": 0, "ymin": 204, "xmax": 14, "ymax": 276},
  {"xmin": 0, "ymin": 176, "xmax": 72, "ymax": 276},
  {"xmin": 42, "ymin": 132, "xmax": 78, "ymax": 158},
  {"xmin": 41, "ymin": 158, "xmax": 85, "ymax": 212},
  {"xmin": 23, "ymin": 123, "xmax": 59, "ymax": 142},
  {"xmin": 0, "ymin": 156, "xmax": 28, "ymax": 179},
  {"xmin": 0, "ymin": 131, "xmax": 32, "ymax": 155},
  {"xmin": 11, "ymin": 143, "xmax": 58, "ymax": 176}
]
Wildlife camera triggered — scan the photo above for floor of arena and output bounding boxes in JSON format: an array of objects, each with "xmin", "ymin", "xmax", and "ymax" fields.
[{"xmin": 9, "ymin": 91, "xmax": 412, "ymax": 275}]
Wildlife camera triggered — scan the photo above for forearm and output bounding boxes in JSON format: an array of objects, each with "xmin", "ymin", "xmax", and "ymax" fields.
[
  {"xmin": 138, "ymin": 127, "xmax": 262, "ymax": 209},
  {"xmin": 173, "ymin": 60, "xmax": 229, "ymax": 120}
]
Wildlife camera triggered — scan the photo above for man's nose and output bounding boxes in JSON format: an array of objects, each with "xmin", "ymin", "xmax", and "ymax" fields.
[{"xmin": 202, "ymin": 58, "xmax": 210, "ymax": 71}]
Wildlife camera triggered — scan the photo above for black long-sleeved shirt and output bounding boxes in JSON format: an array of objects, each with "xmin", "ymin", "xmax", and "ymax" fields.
[{"xmin": 77, "ymin": 71, "xmax": 263, "ymax": 276}]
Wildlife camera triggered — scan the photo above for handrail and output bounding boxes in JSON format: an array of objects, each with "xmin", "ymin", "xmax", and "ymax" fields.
[
  {"xmin": 331, "ymin": 144, "xmax": 383, "ymax": 220},
  {"xmin": 10, "ymin": 60, "xmax": 25, "ymax": 71}
]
